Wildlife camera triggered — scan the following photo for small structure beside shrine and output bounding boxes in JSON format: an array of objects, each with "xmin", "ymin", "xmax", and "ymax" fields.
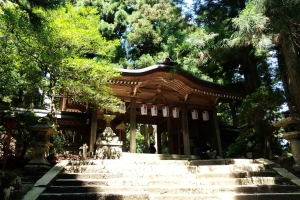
[{"xmin": 273, "ymin": 117, "xmax": 300, "ymax": 172}]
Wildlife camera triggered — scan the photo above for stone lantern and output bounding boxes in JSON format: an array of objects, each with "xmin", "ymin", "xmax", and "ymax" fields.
[
  {"xmin": 95, "ymin": 114, "xmax": 123, "ymax": 159},
  {"xmin": 273, "ymin": 117, "xmax": 300, "ymax": 172},
  {"xmin": 25, "ymin": 117, "xmax": 56, "ymax": 172}
]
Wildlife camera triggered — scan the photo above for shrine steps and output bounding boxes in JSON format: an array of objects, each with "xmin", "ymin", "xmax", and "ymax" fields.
[{"xmin": 25, "ymin": 154, "xmax": 300, "ymax": 200}]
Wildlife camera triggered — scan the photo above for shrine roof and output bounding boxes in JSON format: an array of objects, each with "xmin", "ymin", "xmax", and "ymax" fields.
[
  {"xmin": 118, "ymin": 64, "xmax": 243, "ymax": 95},
  {"xmin": 109, "ymin": 60, "xmax": 246, "ymax": 109}
]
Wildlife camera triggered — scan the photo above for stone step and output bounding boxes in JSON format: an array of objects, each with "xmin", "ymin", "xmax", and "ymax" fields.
[
  {"xmin": 150, "ymin": 193, "xmax": 300, "ymax": 200},
  {"xmin": 64, "ymin": 163, "xmax": 266, "ymax": 174},
  {"xmin": 54, "ymin": 177, "xmax": 290, "ymax": 187},
  {"xmin": 58, "ymin": 171, "xmax": 278, "ymax": 180},
  {"xmin": 92, "ymin": 159, "xmax": 191, "ymax": 165},
  {"xmin": 195, "ymin": 171, "xmax": 277, "ymax": 178},
  {"xmin": 190, "ymin": 159, "xmax": 255, "ymax": 166},
  {"xmin": 196, "ymin": 172, "xmax": 248, "ymax": 178},
  {"xmin": 38, "ymin": 192, "xmax": 149, "ymax": 200},
  {"xmin": 195, "ymin": 164, "xmax": 266, "ymax": 173},
  {"xmin": 89, "ymin": 158, "xmax": 257, "ymax": 166},
  {"xmin": 58, "ymin": 172, "xmax": 198, "ymax": 179},
  {"xmin": 38, "ymin": 192, "xmax": 300, "ymax": 200},
  {"xmin": 80, "ymin": 158, "xmax": 261, "ymax": 167},
  {"xmin": 121, "ymin": 152, "xmax": 200, "ymax": 161},
  {"xmin": 27, "ymin": 157, "xmax": 299, "ymax": 200},
  {"xmin": 64, "ymin": 164, "xmax": 198, "ymax": 173},
  {"xmin": 249, "ymin": 171, "xmax": 277, "ymax": 177},
  {"xmin": 44, "ymin": 185, "xmax": 299, "ymax": 194}
]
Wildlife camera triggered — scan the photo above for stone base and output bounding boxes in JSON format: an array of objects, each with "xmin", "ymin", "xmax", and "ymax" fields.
[{"xmin": 293, "ymin": 164, "xmax": 300, "ymax": 172}]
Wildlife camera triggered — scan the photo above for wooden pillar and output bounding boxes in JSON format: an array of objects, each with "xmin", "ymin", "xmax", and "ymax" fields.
[
  {"xmin": 157, "ymin": 124, "xmax": 162, "ymax": 154},
  {"xmin": 122, "ymin": 113, "xmax": 127, "ymax": 152},
  {"xmin": 130, "ymin": 97, "xmax": 136, "ymax": 153},
  {"xmin": 89, "ymin": 108, "xmax": 97, "ymax": 153},
  {"xmin": 212, "ymin": 107, "xmax": 223, "ymax": 157},
  {"xmin": 121, "ymin": 129, "xmax": 127, "ymax": 152},
  {"xmin": 144, "ymin": 124, "xmax": 150, "ymax": 153},
  {"xmin": 167, "ymin": 116, "xmax": 174, "ymax": 154},
  {"xmin": 153, "ymin": 125, "xmax": 158, "ymax": 154},
  {"xmin": 181, "ymin": 104, "xmax": 190, "ymax": 155}
]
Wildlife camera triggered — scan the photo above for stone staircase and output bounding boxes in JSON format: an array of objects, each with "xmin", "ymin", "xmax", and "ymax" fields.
[{"xmin": 31, "ymin": 153, "xmax": 300, "ymax": 200}]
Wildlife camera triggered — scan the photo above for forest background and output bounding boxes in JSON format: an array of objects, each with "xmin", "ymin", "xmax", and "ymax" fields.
[{"xmin": 1, "ymin": 0, "xmax": 300, "ymax": 160}]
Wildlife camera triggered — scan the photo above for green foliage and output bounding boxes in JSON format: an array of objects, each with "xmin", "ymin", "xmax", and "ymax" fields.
[
  {"xmin": 127, "ymin": 0, "xmax": 191, "ymax": 62},
  {"xmin": 14, "ymin": 110, "xmax": 40, "ymax": 142},
  {"xmin": 264, "ymin": 0, "xmax": 300, "ymax": 42},
  {"xmin": 135, "ymin": 54, "xmax": 155, "ymax": 69},
  {"xmin": 226, "ymin": 126, "xmax": 288, "ymax": 159},
  {"xmin": 226, "ymin": 132, "xmax": 255, "ymax": 158},
  {"xmin": 60, "ymin": 58, "xmax": 123, "ymax": 111},
  {"xmin": 161, "ymin": 142, "xmax": 169, "ymax": 154},
  {"xmin": 43, "ymin": 3, "xmax": 124, "ymax": 111},
  {"xmin": 50, "ymin": 130, "xmax": 73, "ymax": 154},
  {"xmin": 0, "ymin": 2, "xmax": 124, "ymax": 112},
  {"xmin": 176, "ymin": 28, "xmax": 219, "ymax": 81},
  {"xmin": 239, "ymin": 86, "xmax": 285, "ymax": 122},
  {"xmin": 227, "ymin": 1, "xmax": 272, "ymax": 55},
  {"xmin": 228, "ymin": 86, "xmax": 286, "ymax": 158},
  {"xmin": 0, "ymin": 110, "xmax": 39, "ymax": 158},
  {"xmin": 216, "ymin": 103, "xmax": 233, "ymax": 127},
  {"xmin": 0, "ymin": 2, "xmax": 45, "ymax": 106},
  {"xmin": 79, "ymin": 0, "xmax": 193, "ymax": 66}
]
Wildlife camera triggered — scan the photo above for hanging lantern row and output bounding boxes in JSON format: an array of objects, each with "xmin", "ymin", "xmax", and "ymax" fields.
[
  {"xmin": 119, "ymin": 103, "xmax": 209, "ymax": 121},
  {"xmin": 140, "ymin": 104, "xmax": 209, "ymax": 121}
]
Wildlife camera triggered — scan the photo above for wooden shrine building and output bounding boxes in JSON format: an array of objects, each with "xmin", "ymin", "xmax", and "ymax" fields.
[{"xmin": 58, "ymin": 58, "xmax": 245, "ymax": 157}]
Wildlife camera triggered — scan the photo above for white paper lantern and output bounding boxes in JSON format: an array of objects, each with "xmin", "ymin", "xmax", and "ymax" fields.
[
  {"xmin": 119, "ymin": 103, "xmax": 126, "ymax": 112},
  {"xmin": 172, "ymin": 107, "xmax": 179, "ymax": 118},
  {"xmin": 151, "ymin": 105, "xmax": 158, "ymax": 116},
  {"xmin": 162, "ymin": 106, "xmax": 169, "ymax": 117},
  {"xmin": 140, "ymin": 104, "xmax": 147, "ymax": 115},
  {"xmin": 202, "ymin": 110, "xmax": 209, "ymax": 121},
  {"xmin": 191, "ymin": 109, "xmax": 198, "ymax": 120}
]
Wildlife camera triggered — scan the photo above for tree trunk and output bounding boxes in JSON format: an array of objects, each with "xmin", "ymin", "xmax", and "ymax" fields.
[
  {"xmin": 280, "ymin": 32, "xmax": 300, "ymax": 117},
  {"xmin": 239, "ymin": 45, "xmax": 265, "ymax": 157},
  {"xmin": 239, "ymin": 46, "xmax": 261, "ymax": 94},
  {"xmin": 48, "ymin": 72, "xmax": 57, "ymax": 125},
  {"xmin": 276, "ymin": 45, "xmax": 298, "ymax": 117}
]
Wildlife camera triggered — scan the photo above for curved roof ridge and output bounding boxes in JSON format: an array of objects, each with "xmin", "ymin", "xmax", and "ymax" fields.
[
  {"xmin": 117, "ymin": 65, "xmax": 245, "ymax": 95},
  {"xmin": 118, "ymin": 64, "xmax": 172, "ymax": 74}
]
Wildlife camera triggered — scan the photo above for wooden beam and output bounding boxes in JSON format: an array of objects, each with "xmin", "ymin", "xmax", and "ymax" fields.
[{"xmin": 159, "ymin": 117, "xmax": 168, "ymax": 124}]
